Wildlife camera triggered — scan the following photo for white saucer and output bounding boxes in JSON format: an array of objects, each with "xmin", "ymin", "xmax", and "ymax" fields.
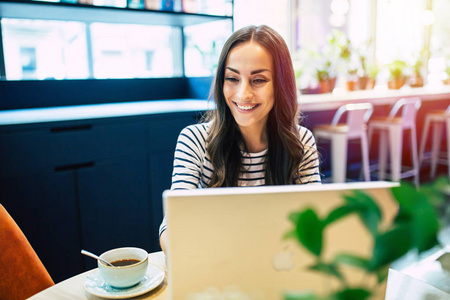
[{"xmin": 84, "ymin": 263, "xmax": 165, "ymax": 299}]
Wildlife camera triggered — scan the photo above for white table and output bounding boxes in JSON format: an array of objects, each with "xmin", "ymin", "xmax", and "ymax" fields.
[{"xmin": 28, "ymin": 252, "xmax": 169, "ymax": 300}]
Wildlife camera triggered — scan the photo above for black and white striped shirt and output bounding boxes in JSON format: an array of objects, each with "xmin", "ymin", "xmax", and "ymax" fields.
[{"xmin": 159, "ymin": 122, "xmax": 321, "ymax": 235}]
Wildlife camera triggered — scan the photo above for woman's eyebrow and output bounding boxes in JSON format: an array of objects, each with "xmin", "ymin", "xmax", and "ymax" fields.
[
  {"xmin": 226, "ymin": 67, "xmax": 271, "ymax": 75},
  {"xmin": 251, "ymin": 69, "xmax": 271, "ymax": 75},
  {"xmin": 226, "ymin": 67, "xmax": 240, "ymax": 74}
]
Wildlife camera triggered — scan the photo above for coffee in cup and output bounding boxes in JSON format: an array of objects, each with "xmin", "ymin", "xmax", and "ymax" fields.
[{"xmin": 98, "ymin": 247, "xmax": 149, "ymax": 288}]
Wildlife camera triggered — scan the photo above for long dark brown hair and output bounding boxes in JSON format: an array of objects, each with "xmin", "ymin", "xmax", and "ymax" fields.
[{"xmin": 205, "ymin": 25, "xmax": 304, "ymax": 187}]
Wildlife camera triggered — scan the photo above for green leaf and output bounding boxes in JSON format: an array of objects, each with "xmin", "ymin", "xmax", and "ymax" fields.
[
  {"xmin": 369, "ymin": 224, "xmax": 411, "ymax": 271},
  {"xmin": 335, "ymin": 288, "xmax": 371, "ymax": 300},
  {"xmin": 344, "ymin": 191, "xmax": 381, "ymax": 237},
  {"xmin": 391, "ymin": 182, "xmax": 417, "ymax": 220},
  {"xmin": 355, "ymin": 191, "xmax": 382, "ymax": 234},
  {"xmin": 323, "ymin": 204, "xmax": 364, "ymax": 226},
  {"xmin": 283, "ymin": 229, "xmax": 297, "ymax": 240},
  {"xmin": 391, "ymin": 181, "xmax": 441, "ymax": 253},
  {"xmin": 375, "ymin": 266, "xmax": 389, "ymax": 284},
  {"xmin": 333, "ymin": 253, "xmax": 370, "ymax": 271},
  {"xmin": 419, "ymin": 177, "xmax": 449, "ymax": 207},
  {"xmin": 410, "ymin": 197, "xmax": 440, "ymax": 253},
  {"xmin": 309, "ymin": 262, "xmax": 345, "ymax": 282},
  {"xmin": 288, "ymin": 211, "xmax": 302, "ymax": 224},
  {"xmin": 360, "ymin": 208, "xmax": 380, "ymax": 238},
  {"xmin": 295, "ymin": 208, "xmax": 323, "ymax": 257}
]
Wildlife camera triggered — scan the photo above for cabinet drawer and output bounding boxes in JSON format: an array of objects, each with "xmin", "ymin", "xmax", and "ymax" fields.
[{"xmin": 0, "ymin": 120, "xmax": 147, "ymax": 177}]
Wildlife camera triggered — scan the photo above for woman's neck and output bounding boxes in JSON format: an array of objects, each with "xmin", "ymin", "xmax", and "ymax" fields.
[{"xmin": 239, "ymin": 125, "xmax": 268, "ymax": 153}]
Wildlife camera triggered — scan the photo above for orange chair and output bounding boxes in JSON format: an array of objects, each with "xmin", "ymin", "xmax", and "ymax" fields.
[{"xmin": 0, "ymin": 204, "xmax": 54, "ymax": 300}]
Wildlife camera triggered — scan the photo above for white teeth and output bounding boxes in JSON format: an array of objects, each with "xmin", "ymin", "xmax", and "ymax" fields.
[{"xmin": 236, "ymin": 103, "xmax": 257, "ymax": 110}]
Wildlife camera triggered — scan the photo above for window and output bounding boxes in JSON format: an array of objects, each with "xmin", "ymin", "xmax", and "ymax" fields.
[
  {"xmin": 90, "ymin": 23, "xmax": 181, "ymax": 79},
  {"xmin": 375, "ymin": 0, "xmax": 425, "ymax": 65},
  {"xmin": 292, "ymin": 0, "xmax": 450, "ymax": 87},
  {"xmin": 2, "ymin": 18, "xmax": 89, "ymax": 80},
  {"xmin": 1, "ymin": 19, "xmax": 182, "ymax": 80},
  {"xmin": 183, "ymin": 19, "xmax": 232, "ymax": 77},
  {"xmin": 429, "ymin": 0, "xmax": 450, "ymax": 82}
]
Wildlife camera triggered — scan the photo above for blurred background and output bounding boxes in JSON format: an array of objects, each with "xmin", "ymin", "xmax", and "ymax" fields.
[{"xmin": 2, "ymin": 0, "xmax": 449, "ymax": 89}]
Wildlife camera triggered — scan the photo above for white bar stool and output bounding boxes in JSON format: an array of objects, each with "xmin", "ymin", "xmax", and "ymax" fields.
[
  {"xmin": 368, "ymin": 97, "xmax": 421, "ymax": 186},
  {"xmin": 419, "ymin": 105, "xmax": 450, "ymax": 178},
  {"xmin": 314, "ymin": 103, "xmax": 373, "ymax": 183}
]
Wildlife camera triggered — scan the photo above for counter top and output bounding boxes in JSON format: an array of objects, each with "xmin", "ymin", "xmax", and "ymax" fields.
[
  {"xmin": 299, "ymin": 84, "xmax": 450, "ymax": 111},
  {"xmin": 0, "ymin": 99, "xmax": 213, "ymax": 126}
]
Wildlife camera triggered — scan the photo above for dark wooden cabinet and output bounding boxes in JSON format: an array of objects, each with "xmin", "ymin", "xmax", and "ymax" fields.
[
  {"xmin": 0, "ymin": 110, "xmax": 202, "ymax": 282},
  {"xmin": 0, "ymin": 170, "xmax": 82, "ymax": 281},
  {"xmin": 77, "ymin": 154, "xmax": 153, "ymax": 271}
]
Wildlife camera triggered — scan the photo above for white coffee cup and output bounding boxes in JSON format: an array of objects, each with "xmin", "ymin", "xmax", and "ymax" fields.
[{"xmin": 98, "ymin": 247, "xmax": 149, "ymax": 288}]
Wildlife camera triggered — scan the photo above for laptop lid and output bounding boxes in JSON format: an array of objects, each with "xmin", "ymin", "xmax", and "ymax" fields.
[{"xmin": 163, "ymin": 181, "xmax": 399, "ymax": 299}]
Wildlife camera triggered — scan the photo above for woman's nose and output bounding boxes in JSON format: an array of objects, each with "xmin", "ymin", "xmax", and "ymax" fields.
[{"xmin": 236, "ymin": 81, "xmax": 253, "ymax": 100}]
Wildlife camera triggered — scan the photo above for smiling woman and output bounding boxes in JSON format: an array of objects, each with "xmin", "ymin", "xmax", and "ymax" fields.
[
  {"xmin": 159, "ymin": 25, "xmax": 321, "ymax": 253},
  {"xmin": 223, "ymin": 42, "xmax": 274, "ymax": 152}
]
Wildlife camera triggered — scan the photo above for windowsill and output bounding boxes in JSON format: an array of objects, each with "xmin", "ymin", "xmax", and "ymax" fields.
[{"xmin": 299, "ymin": 84, "xmax": 450, "ymax": 112}]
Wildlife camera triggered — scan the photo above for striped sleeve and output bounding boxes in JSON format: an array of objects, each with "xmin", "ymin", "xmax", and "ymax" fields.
[
  {"xmin": 171, "ymin": 125, "xmax": 206, "ymax": 190},
  {"xmin": 159, "ymin": 124, "xmax": 207, "ymax": 236},
  {"xmin": 296, "ymin": 126, "xmax": 321, "ymax": 184}
]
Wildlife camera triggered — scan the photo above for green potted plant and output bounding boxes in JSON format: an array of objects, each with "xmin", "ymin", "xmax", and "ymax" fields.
[
  {"xmin": 283, "ymin": 177, "xmax": 449, "ymax": 300},
  {"xmin": 346, "ymin": 68, "xmax": 358, "ymax": 91},
  {"xmin": 410, "ymin": 50, "xmax": 427, "ymax": 88},
  {"xmin": 318, "ymin": 29, "xmax": 352, "ymax": 93},
  {"xmin": 316, "ymin": 60, "xmax": 336, "ymax": 94},
  {"xmin": 366, "ymin": 64, "xmax": 379, "ymax": 89},
  {"xmin": 357, "ymin": 53, "xmax": 369, "ymax": 90},
  {"xmin": 443, "ymin": 65, "xmax": 450, "ymax": 85},
  {"xmin": 410, "ymin": 59, "xmax": 424, "ymax": 87},
  {"xmin": 387, "ymin": 60, "xmax": 408, "ymax": 89}
]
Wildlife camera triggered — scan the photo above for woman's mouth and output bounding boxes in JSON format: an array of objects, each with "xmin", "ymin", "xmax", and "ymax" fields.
[{"xmin": 234, "ymin": 102, "xmax": 259, "ymax": 111}]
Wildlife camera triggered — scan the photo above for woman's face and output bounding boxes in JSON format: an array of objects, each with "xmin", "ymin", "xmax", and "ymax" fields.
[{"xmin": 223, "ymin": 41, "xmax": 274, "ymax": 133}]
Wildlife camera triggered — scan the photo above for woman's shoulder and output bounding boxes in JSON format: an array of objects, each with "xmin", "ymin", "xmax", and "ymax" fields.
[
  {"xmin": 297, "ymin": 125, "xmax": 315, "ymax": 146},
  {"xmin": 177, "ymin": 122, "xmax": 212, "ymax": 153},
  {"xmin": 181, "ymin": 121, "xmax": 212, "ymax": 136}
]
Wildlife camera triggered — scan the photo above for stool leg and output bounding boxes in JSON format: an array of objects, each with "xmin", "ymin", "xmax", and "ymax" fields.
[
  {"xmin": 331, "ymin": 134, "xmax": 347, "ymax": 183},
  {"xmin": 431, "ymin": 122, "xmax": 444, "ymax": 178},
  {"xmin": 379, "ymin": 130, "xmax": 388, "ymax": 180},
  {"xmin": 410, "ymin": 125, "xmax": 420, "ymax": 187},
  {"xmin": 368, "ymin": 124, "xmax": 374, "ymax": 150},
  {"xmin": 361, "ymin": 133, "xmax": 370, "ymax": 181},
  {"xmin": 389, "ymin": 125, "xmax": 403, "ymax": 182},
  {"xmin": 368, "ymin": 124, "xmax": 376, "ymax": 174},
  {"xmin": 419, "ymin": 116, "xmax": 431, "ymax": 166}
]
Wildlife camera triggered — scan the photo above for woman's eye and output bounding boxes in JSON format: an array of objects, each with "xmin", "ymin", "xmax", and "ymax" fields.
[
  {"xmin": 253, "ymin": 78, "xmax": 267, "ymax": 84},
  {"xmin": 225, "ymin": 77, "xmax": 239, "ymax": 83}
]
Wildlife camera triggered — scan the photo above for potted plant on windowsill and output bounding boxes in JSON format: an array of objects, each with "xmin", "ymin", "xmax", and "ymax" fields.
[
  {"xmin": 356, "ymin": 51, "xmax": 371, "ymax": 90},
  {"xmin": 316, "ymin": 60, "xmax": 337, "ymax": 94},
  {"xmin": 346, "ymin": 68, "xmax": 358, "ymax": 91},
  {"xmin": 365, "ymin": 64, "xmax": 379, "ymax": 89},
  {"xmin": 387, "ymin": 60, "xmax": 408, "ymax": 89},
  {"xmin": 283, "ymin": 177, "xmax": 449, "ymax": 300},
  {"xmin": 443, "ymin": 65, "xmax": 450, "ymax": 85},
  {"xmin": 410, "ymin": 51, "xmax": 427, "ymax": 88}
]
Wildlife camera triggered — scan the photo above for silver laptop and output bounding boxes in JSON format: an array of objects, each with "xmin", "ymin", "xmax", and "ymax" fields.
[{"xmin": 163, "ymin": 181, "xmax": 399, "ymax": 300}]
